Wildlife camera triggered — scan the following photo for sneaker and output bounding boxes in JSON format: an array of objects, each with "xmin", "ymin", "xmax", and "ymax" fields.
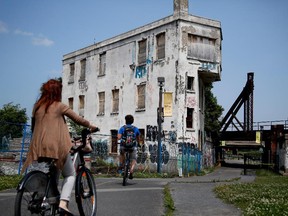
[{"xmin": 129, "ymin": 172, "xmax": 133, "ymax": 179}]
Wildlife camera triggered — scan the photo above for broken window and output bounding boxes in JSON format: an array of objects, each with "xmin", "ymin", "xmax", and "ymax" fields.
[
  {"xmin": 156, "ymin": 32, "xmax": 165, "ymax": 60},
  {"xmin": 98, "ymin": 92, "xmax": 105, "ymax": 115},
  {"xmin": 137, "ymin": 84, "xmax": 146, "ymax": 109},
  {"xmin": 187, "ymin": 76, "xmax": 194, "ymax": 91},
  {"xmin": 188, "ymin": 34, "xmax": 216, "ymax": 62},
  {"xmin": 186, "ymin": 108, "xmax": 194, "ymax": 129},
  {"xmin": 138, "ymin": 39, "xmax": 147, "ymax": 65},
  {"xmin": 68, "ymin": 63, "xmax": 75, "ymax": 84},
  {"xmin": 111, "ymin": 130, "xmax": 118, "ymax": 153},
  {"xmin": 99, "ymin": 52, "xmax": 106, "ymax": 76},
  {"xmin": 112, "ymin": 89, "xmax": 119, "ymax": 113},
  {"xmin": 79, "ymin": 59, "xmax": 86, "ymax": 81},
  {"xmin": 68, "ymin": 97, "xmax": 74, "ymax": 110}
]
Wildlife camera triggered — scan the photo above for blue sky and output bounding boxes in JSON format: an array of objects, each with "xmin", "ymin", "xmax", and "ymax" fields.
[{"xmin": 0, "ymin": 0, "xmax": 287, "ymax": 123}]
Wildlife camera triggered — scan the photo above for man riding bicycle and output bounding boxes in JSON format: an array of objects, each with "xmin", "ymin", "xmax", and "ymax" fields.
[{"xmin": 117, "ymin": 115, "xmax": 140, "ymax": 179}]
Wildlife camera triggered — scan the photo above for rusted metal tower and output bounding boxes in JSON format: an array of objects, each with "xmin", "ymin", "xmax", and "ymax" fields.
[{"xmin": 220, "ymin": 72, "xmax": 254, "ymax": 132}]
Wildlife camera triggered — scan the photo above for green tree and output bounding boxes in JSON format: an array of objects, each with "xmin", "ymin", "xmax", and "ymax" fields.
[
  {"xmin": 204, "ymin": 83, "xmax": 224, "ymax": 145},
  {"xmin": 67, "ymin": 118, "xmax": 84, "ymax": 136},
  {"xmin": 0, "ymin": 103, "xmax": 28, "ymax": 138}
]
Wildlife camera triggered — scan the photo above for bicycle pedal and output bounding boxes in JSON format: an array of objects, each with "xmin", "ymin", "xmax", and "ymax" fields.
[{"xmin": 41, "ymin": 202, "xmax": 50, "ymax": 210}]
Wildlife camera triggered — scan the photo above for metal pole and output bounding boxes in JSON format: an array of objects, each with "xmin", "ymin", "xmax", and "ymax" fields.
[
  {"xmin": 157, "ymin": 77, "xmax": 165, "ymax": 173},
  {"xmin": 157, "ymin": 84, "xmax": 163, "ymax": 173}
]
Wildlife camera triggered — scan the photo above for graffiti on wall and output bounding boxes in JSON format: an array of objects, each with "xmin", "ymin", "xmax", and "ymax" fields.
[
  {"xmin": 203, "ymin": 142, "xmax": 214, "ymax": 168},
  {"xmin": 146, "ymin": 125, "xmax": 158, "ymax": 141},
  {"xmin": 91, "ymin": 139, "xmax": 108, "ymax": 158},
  {"xmin": 199, "ymin": 62, "xmax": 217, "ymax": 71},
  {"xmin": 137, "ymin": 142, "xmax": 172, "ymax": 165},
  {"xmin": 186, "ymin": 95, "xmax": 196, "ymax": 108},
  {"xmin": 168, "ymin": 131, "xmax": 177, "ymax": 143},
  {"xmin": 79, "ymin": 80, "xmax": 88, "ymax": 92},
  {"xmin": 135, "ymin": 65, "xmax": 146, "ymax": 78},
  {"xmin": 177, "ymin": 142, "xmax": 202, "ymax": 175}
]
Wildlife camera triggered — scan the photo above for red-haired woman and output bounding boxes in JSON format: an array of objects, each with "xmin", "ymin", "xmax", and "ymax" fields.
[{"xmin": 22, "ymin": 79, "xmax": 98, "ymax": 216}]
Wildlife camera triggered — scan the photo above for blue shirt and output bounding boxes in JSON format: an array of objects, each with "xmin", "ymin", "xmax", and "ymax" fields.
[{"xmin": 118, "ymin": 124, "xmax": 140, "ymax": 146}]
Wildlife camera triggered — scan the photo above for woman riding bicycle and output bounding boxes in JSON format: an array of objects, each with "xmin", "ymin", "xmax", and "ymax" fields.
[{"xmin": 21, "ymin": 79, "xmax": 98, "ymax": 216}]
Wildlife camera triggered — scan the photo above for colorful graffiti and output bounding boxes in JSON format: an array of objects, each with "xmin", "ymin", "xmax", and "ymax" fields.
[
  {"xmin": 178, "ymin": 142, "xmax": 202, "ymax": 176},
  {"xmin": 135, "ymin": 65, "xmax": 146, "ymax": 78},
  {"xmin": 199, "ymin": 62, "xmax": 217, "ymax": 71},
  {"xmin": 91, "ymin": 139, "xmax": 108, "ymax": 158},
  {"xmin": 146, "ymin": 125, "xmax": 158, "ymax": 141}
]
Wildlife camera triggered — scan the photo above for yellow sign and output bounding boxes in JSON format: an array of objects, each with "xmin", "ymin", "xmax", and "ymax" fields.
[
  {"xmin": 164, "ymin": 92, "xmax": 172, "ymax": 117},
  {"xmin": 256, "ymin": 131, "xmax": 261, "ymax": 144}
]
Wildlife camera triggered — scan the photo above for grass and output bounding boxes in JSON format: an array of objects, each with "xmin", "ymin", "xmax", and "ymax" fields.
[
  {"xmin": 163, "ymin": 184, "xmax": 175, "ymax": 216},
  {"xmin": 214, "ymin": 169, "xmax": 288, "ymax": 216},
  {"xmin": 0, "ymin": 175, "xmax": 22, "ymax": 191}
]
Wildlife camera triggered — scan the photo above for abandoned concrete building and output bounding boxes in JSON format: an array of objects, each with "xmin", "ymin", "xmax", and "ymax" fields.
[{"xmin": 62, "ymin": 0, "xmax": 222, "ymax": 174}]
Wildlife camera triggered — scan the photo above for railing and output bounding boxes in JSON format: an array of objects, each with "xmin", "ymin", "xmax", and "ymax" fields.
[{"xmin": 224, "ymin": 120, "xmax": 288, "ymax": 131}]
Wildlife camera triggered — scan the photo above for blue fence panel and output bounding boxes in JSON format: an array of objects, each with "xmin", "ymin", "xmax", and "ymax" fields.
[{"xmin": 18, "ymin": 124, "xmax": 32, "ymax": 174}]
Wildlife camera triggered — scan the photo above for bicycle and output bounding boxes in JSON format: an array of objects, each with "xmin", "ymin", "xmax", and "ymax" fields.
[
  {"xmin": 122, "ymin": 150, "xmax": 131, "ymax": 186},
  {"xmin": 14, "ymin": 128, "xmax": 98, "ymax": 216}
]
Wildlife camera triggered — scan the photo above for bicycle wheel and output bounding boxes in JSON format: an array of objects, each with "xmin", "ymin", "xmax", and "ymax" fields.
[
  {"xmin": 122, "ymin": 159, "xmax": 129, "ymax": 186},
  {"xmin": 75, "ymin": 168, "xmax": 97, "ymax": 216},
  {"xmin": 14, "ymin": 171, "xmax": 55, "ymax": 216}
]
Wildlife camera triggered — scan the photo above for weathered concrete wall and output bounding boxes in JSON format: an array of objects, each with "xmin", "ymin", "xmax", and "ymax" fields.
[{"xmin": 62, "ymin": 5, "xmax": 222, "ymax": 166}]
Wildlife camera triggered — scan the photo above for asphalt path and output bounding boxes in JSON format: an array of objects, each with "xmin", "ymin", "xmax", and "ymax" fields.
[
  {"xmin": 0, "ymin": 177, "xmax": 167, "ymax": 216},
  {"xmin": 0, "ymin": 166, "xmax": 254, "ymax": 216}
]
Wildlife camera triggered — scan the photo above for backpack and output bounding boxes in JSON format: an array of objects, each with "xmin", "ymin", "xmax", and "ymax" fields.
[{"xmin": 122, "ymin": 125, "xmax": 136, "ymax": 148}]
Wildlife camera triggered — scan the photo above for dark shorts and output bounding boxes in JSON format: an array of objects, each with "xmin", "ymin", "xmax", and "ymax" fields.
[{"xmin": 120, "ymin": 146, "xmax": 137, "ymax": 160}]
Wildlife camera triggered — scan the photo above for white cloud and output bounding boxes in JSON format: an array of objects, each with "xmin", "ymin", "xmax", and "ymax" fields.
[
  {"xmin": 32, "ymin": 36, "xmax": 54, "ymax": 47},
  {"xmin": 14, "ymin": 29, "xmax": 33, "ymax": 36},
  {"xmin": 0, "ymin": 21, "xmax": 9, "ymax": 33},
  {"xmin": 2, "ymin": 22, "xmax": 54, "ymax": 47}
]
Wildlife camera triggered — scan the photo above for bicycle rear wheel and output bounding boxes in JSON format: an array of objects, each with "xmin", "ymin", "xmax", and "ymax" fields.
[
  {"xmin": 75, "ymin": 168, "xmax": 97, "ymax": 216},
  {"xmin": 14, "ymin": 171, "xmax": 56, "ymax": 216},
  {"xmin": 122, "ymin": 159, "xmax": 129, "ymax": 186}
]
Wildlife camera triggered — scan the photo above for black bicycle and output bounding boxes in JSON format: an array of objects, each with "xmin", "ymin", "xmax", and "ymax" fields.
[
  {"xmin": 14, "ymin": 128, "xmax": 98, "ymax": 216},
  {"xmin": 122, "ymin": 150, "xmax": 131, "ymax": 186}
]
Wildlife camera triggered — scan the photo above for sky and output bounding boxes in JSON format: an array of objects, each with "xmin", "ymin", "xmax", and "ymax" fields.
[{"xmin": 0, "ymin": 0, "xmax": 287, "ymax": 123}]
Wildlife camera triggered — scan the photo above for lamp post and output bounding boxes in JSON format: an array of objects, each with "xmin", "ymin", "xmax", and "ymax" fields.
[{"xmin": 157, "ymin": 77, "xmax": 165, "ymax": 173}]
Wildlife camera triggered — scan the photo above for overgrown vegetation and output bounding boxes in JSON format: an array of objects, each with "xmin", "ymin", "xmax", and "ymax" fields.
[
  {"xmin": 214, "ymin": 169, "xmax": 288, "ymax": 215},
  {"xmin": 0, "ymin": 175, "xmax": 22, "ymax": 191},
  {"xmin": 163, "ymin": 184, "xmax": 175, "ymax": 216},
  {"xmin": 204, "ymin": 83, "xmax": 224, "ymax": 144},
  {"xmin": 0, "ymin": 103, "xmax": 28, "ymax": 139}
]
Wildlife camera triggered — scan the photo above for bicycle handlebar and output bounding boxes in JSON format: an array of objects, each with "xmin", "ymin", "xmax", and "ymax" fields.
[{"xmin": 71, "ymin": 128, "xmax": 100, "ymax": 153}]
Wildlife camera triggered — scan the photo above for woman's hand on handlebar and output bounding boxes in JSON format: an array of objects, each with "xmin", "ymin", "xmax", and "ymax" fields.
[{"xmin": 89, "ymin": 125, "xmax": 100, "ymax": 133}]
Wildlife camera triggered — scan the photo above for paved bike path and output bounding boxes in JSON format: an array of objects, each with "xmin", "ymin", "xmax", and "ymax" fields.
[
  {"xmin": 0, "ymin": 166, "xmax": 255, "ymax": 216},
  {"xmin": 169, "ymin": 166, "xmax": 255, "ymax": 216}
]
